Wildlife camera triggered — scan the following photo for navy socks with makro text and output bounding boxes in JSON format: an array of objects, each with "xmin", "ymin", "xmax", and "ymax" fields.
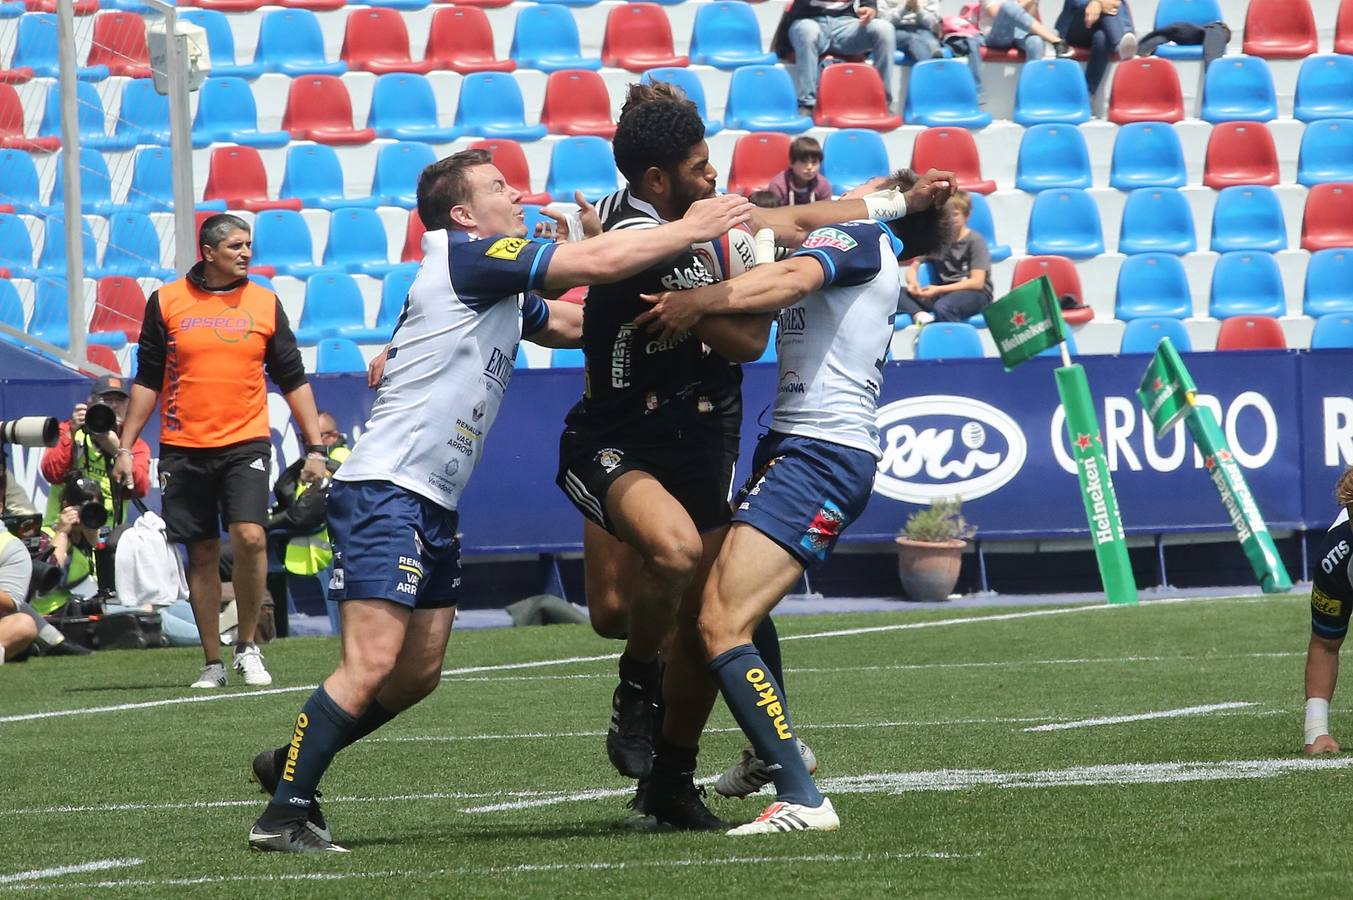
[
  {"xmin": 264, "ymin": 686, "xmax": 357, "ymax": 822},
  {"xmin": 751, "ymin": 616, "xmax": 786, "ymax": 703}
]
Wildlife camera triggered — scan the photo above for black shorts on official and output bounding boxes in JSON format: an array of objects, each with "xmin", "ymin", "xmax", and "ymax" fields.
[
  {"xmin": 158, "ymin": 440, "xmax": 271, "ymax": 543},
  {"xmin": 1311, "ymin": 517, "xmax": 1353, "ymax": 639},
  {"xmin": 557, "ymin": 427, "xmax": 738, "ymax": 535}
]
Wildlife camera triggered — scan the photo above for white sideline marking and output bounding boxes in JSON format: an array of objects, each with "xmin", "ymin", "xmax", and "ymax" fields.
[
  {"xmin": 0, "ymin": 858, "xmax": 143, "ymax": 885},
  {"xmin": 1022, "ymin": 702, "xmax": 1257, "ymax": 732}
]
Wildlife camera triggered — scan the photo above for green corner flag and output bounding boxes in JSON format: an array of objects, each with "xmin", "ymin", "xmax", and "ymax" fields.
[
  {"xmin": 1136, "ymin": 337, "xmax": 1196, "ymax": 438},
  {"xmin": 982, "ymin": 275, "xmax": 1067, "ymax": 371}
]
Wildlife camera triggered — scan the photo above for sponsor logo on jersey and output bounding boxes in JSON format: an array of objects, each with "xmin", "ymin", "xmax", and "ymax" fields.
[
  {"xmin": 778, "ymin": 306, "xmax": 807, "ymax": 334},
  {"xmin": 180, "ymin": 311, "xmax": 254, "ymax": 344},
  {"xmin": 595, "ymin": 448, "xmax": 623, "ymax": 472},
  {"xmin": 472, "ymin": 400, "xmax": 486, "ymax": 422},
  {"xmin": 778, "ymin": 370, "xmax": 806, "ymax": 395},
  {"xmin": 456, "ymin": 419, "xmax": 482, "ymax": 440},
  {"xmin": 645, "ymin": 335, "xmax": 687, "ymax": 354},
  {"xmin": 744, "ymin": 666, "xmax": 793, "ymax": 741},
  {"xmin": 874, "ymin": 396, "xmax": 1028, "ymax": 503},
  {"xmin": 1321, "ymin": 539, "xmax": 1350, "ymax": 575},
  {"xmin": 660, "ymin": 257, "xmax": 716, "ymax": 291},
  {"xmin": 698, "ymin": 396, "xmax": 713, "ymax": 414},
  {"xmin": 611, "ymin": 324, "xmax": 634, "ymax": 389},
  {"xmin": 646, "ymin": 392, "xmax": 659, "ymax": 411},
  {"xmin": 443, "ymin": 457, "xmax": 460, "ymax": 478},
  {"xmin": 800, "ymin": 500, "xmax": 845, "ymax": 557},
  {"xmin": 485, "ymin": 237, "xmax": 529, "ymax": 261},
  {"xmin": 328, "ymin": 567, "xmax": 344, "ymax": 591},
  {"xmin": 1312, "ymin": 584, "xmax": 1343, "ymax": 618},
  {"xmin": 801, "ymin": 227, "xmax": 857, "ymax": 252},
  {"xmin": 397, "ymin": 554, "xmax": 424, "ymax": 596},
  {"xmin": 484, "ymin": 347, "xmax": 515, "ymax": 390}
]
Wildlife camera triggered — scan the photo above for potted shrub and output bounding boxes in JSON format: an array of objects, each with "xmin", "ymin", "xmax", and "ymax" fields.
[{"xmin": 895, "ymin": 498, "xmax": 976, "ymax": 602}]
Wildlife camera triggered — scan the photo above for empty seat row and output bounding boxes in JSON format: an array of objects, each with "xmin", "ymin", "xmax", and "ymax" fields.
[{"xmin": 0, "ymin": 211, "xmax": 172, "ymax": 279}]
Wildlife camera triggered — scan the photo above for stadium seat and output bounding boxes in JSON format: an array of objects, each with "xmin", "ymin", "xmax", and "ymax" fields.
[
  {"xmin": 1201, "ymin": 56, "xmax": 1278, "ymax": 123},
  {"xmin": 424, "ymin": 6, "xmax": 516, "ymax": 74},
  {"xmin": 1107, "ymin": 58, "xmax": 1185, "ymax": 124},
  {"xmin": 540, "ymin": 70, "xmax": 617, "ymax": 138},
  {"xmin": 38, "ymin": 82, "xmax": 118, "ymax": 151},
  {"xmin": 1119, "ymin": 317, "xmax": 1193, "ymax": 353},
  {"xmin": 1302, "ymin": 183, "xmax": 1353, "ymax": 251},
  {"xmin": 1012, "ymin": 255, "xmax": 1083, "ymax": 307},
  {"xmin": 0, "ymin": 213, "xmax": 36, "ymax": 278},
  {"xmin": 47, "ymin": 148, "xmax": 117, "ymax": 216},
  {"xmin": 724, "ymin": 66, "xmax": 813, "ymax": 133},
  {"xmin": 1118, "ymin": 188, "xmax": 1196, "ymax": 255},
  {"xmin": 510, "ymin": 7, "xmax": 602, "ymax": 72},
  {"xmin": 822, "ymin": 129, "xmax": 890, "ymax": 194},
  {"xmin": 29, "ymin": 278, "xmax": 72, "ymax": 347},
  {"xmin": 283, "ymin": 77, "xmax": 376, "ymax": 145},
  {"xmin": 277, "ymin": 144, "xmax": 374, "ymax": 211},
  {"xmin": 295, "ymin": 272, "xmax": 370, "ymax": 342},
  {"xmin": 86, "ymin": 12, "xmax": 151, "ymax": 78},
  {"xmin": 904, "ymin": 59, "xmax": 991, "ymax": 128},
  {"xmin": 0, "ymin": 278, "xmax": 25, "ymax": 344},
  {"xmin": 1151, "ymin": 0, "xmax": 1224, "ymax": 60},
  {"xmin": 602, "ymin": 4, "xmax": 687, "ymax": 72},
  {"xmin": 128, "ymin": 147, "xmax": 227, "ymax": 214},
  {"xmin": 367, "ymin": 141, "xmax": 437, "ymax": 209},
  {"xmin": 1202, "ymin": 121, "xmax": 1279, "ymax": 189},
  {"xmin": 90, "ymin": 276, "xmax": 145, "ymax": 343},
  {"xmin": 368, "ymin": 265, "xmax": 417, "ymax": 341},
  {"xmin": 467, "ymin": 139, "xmax": 550, "ymax": 205},
  {"xmin": 1211, "ymin": 185, "xmax": 1287, "ymax": 253},
  {"xmin": 276, "ymin": 0, "xmax": 346, "ymax": 14},
  {"xmin": 0, "ymin": 62, "xmax": 32, "ymax": 86},
  {"xmin": 367, "ymin": 73, "xmax": 458, "ymax": 143},
  {"xmin": 551, "ymin": 347, "xmax": 586, "ymax": 368},
  {"xmin": 110, "ymin": 78, "xmax": 170, "ymax": 150},
  {"xmin": 1305, "ymin": 249, "xmax": 1353, "ymax": 317},
  {"xmin": 1210, "ymin": 252, "xmax": 1286, "ymax": 319},
  {"xmin": 444, "ymin": 0, "xmax": 512, "ymax": 8},
  {"xmin": 315, "ymin": 337, "xmax": 366, "ymax": 373},
  {"xmin": 916, "ymin": 322, "xmax": 984, "ymax": 360},
  {"xmin": 99, "ymin": 212, "xmax": 173, "ymax": 281},
  {"xmin": 1109, "ymin": 122, "xmax": 1187, "ymax": 190},
  {"xmin": 1015, "ymin": 124, "xmax": 1092, "ymax": 192},
  {"xmin": 1215, "ymin": 315, "xmax": 1286, "ymax": 350},
  {"xmin": 1293, "ymin": 56, "xmax": 1353, "ymax": 123},
  {"xmin": 453, "ymin": 73, "xmax": 547, "ymax": 141},
  {"xmin": 690, "ymin": 2, "xmax": 776, "ymax": 69},
  {"xmin": 178, "ymin": 10, "xmax": 264, "ymax": 80},
  {"xmin": 642, "ymin": 68, "xmax": 722, "ymax": 136},
  {"xmin": 324, "ymin": 208, "xmax": 399, "ymax": 277},
  {"xmin": 1115, "ymin": 253, "xmax": 1194, "ymax": 320},
  {"xmin": 813, "ymin": 63, "xmax": 901, "ymax": 130},
  {"xmin": 204, "ymin": 146, "xmax": 302, "ymax": 212},
  {"xmin": 0, "ymin": 149, "xmax": 44, "ymax": 214},
  {"xmin": 1297, "ymin": 120, "xmax": 1353, "ymax": 186},
  {"xmin": 967, "ymin": 193, "xmax": 1009, "ymax": 263},
  {"xmin": 84, "ymin": 343, "xmax": 121, "ymax": 375},
  {"xmin": 545, "ymin": 136, "xmax": 618, "ymax": 202},
  {"xmin": 189, "ymin": 0, "xmax": 265, "ymax": 15},
  {"xmin": 1242, "ymin": 0, "xmax": 1317, "ymax": 59},
  {"xmin": 727, "ymin": 132, "xmax": 792, "ymax": 196},
  {"xmin": 1013, "ymin": 59, "xmax": 1091, "ymax": 126},
  {"xmin": 361, "ymin": 0, "xmax": 429, "ymax": 9},
  {"xmin": 254, "ymin": 9, "xmax": 347, "ymax": 76},
  {"xmin": 1311, "ymin": 313, "xmax": 1353, "ymax": 349},
  {"xmin": 341, "ymin": 8, "xmax": 433, "ymax": 75},
  {"xmin": 910, "ymin": 127, "xmax": 995, "ymax": 194},
  {"xmin": 1339, "ymin": 0, "xmax": 1353, "ymax": 55},
  {"xmin": 192, "ymin": 77, "xmax": 290, "ymax": 149},
  {"xmin": 251, "ymin": 209, "xmax": 328, "ymax": 278},
  {"xmin": 402, "ymin": 210, "xmax": 426, "ymax": 262},
  {"xmin": 1025, "ymin": 189, "xmax": 1104, "ymax": 259},
  {"xmin": 0, "ymin": 85, "xmax": 57, "ymax": 152},
  {"xmin": 13, "ymin": 14, "xmax": 107, "ymax": 79}
]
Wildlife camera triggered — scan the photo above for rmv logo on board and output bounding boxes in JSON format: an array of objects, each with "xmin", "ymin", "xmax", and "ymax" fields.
[{"xmin": 873, "ymin": 395, "xmax": 1028, "ymax": 503}]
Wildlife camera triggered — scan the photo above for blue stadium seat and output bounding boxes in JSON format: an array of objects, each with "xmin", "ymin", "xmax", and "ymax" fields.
[
  {"xmin": 1025, "ymin": 189, "xmax": 1104, "ymax": 259},
  {"xmin": 254, "ymin": 9, "xmax": 347, "ymax": 77},
  {"xmin": 38, "ymin": 82, "xmax": 120, "ymax": 151},
  {"xmin": 1210, "ymin": 185, "xmax": 1287, "ymax": 253},
  {"xmin": 36, "ymin": 216, "xmax": 97, "ymax": 278},
  {"xmin": 1297, "ymin": 119, "xmax": 1353, "ymax": 186},
  {"xmin": 510, "ymin": 7, "xmax": 602, "ymax": 72},
  {"xmin": 371, "ymin": 142, "xmax": 439, "ymax": 209},
  {"xmin": 1201, "ymin": 56, "xmax": 1278, "ymax": 123},
  {"xmin": 724, "ymin": 65, "xmax": 813, "ymax": 133},
  {"xmin": 642, "ymin": 68, "xmax": 722, "ymax": 136},
  {"xmin": 545, "ymin": 136, "xmax": 618, "ymax": 202},
  {"xmin": 324, "ymin": 208, "xmax": 401, "ymax": 277},
  {"xmin": 1013, "ymin": 59, "xmax": 1091, "ymax": 126},
  {"xmin": 521, "ymin": 205, "xmax": 551, "ymax": 239},
  {"xmin": 1015, "ymin": 124, "xmax": 1092, "ymax": 192},
  {"xmin": 1118, "ymin": 188, "xmax": 1196, "ymax": 255},
  {"xmin": 47, "ymin": 148, "xmax": 118, "ymax": 216},
  {"xmin": 279, "ymin": 144, "xmax": 379, "ymax": 211},
  {"xmin": 0, "ymin": 278, "xmax": 24, "ymax": 345},
  {"xmin": 368, "ymin": 264, "xmax": 418, "ymax": 341},
  {"xmin": 365, "ymin": 0, "xmax": 429, "ymax": 10},
  {"xmin": 179, "ymin": 10, "xmax": 264, "ymax": 80},
  {"xmin": 689, "ymin": 2, "xmax": 777, "ymax": 70},
  {"xmin": 550, "ymin": 347, "xmax": 586, "ymax": 368},
  {"xmin": 252, "ymin": 209, "xmax": 328, "ymax": 278},
  {"xmin": 0, "ymin": 214, "xmax": 36, "ymax": 278},
  {"xmin": 1304, "ymin": 248, "xmax": 1353, "ymax": 317},
  {"xmin": 1151, "ymin": 0, "xmax": 1224, "ymax": 60},
  {"xmin": 0, "ymin": 150, "xmax": 43, "ymax": 215},
  {"xmin": 822, "ymin": 129, "xmax": 890, "ymax": 194},
  {"xmin": 1120, "ymin": 317, "xmax": 1193, "ymax": 353},
  {"xmin": 98, "ymin": 212, "xmax": 173, "ymax": 281},
  {"xmin": 1109, "ymin": 122, "xmax": 1187, "ymax": 190},
  {"xmin": 126, "ymin": 147, "xmax": 227, "ymax": 214},
  {"xmin": 916, "ymin": 322, "xmax": 984, "ymax": 360},
  {"xmin": 1293, "ymin": 55, "xmax": 1353, "ymax": 123},
  {"xmin": 30, "ymin": 278, "xmax": 73, "ymax": 347},
  {"xmin": 110, "ymin": 78, "xmax": 171, "ymax": 149},
  {"xmin": 315, "ymin": 337, "xmax": 367, "ymax": 373},
  {"xmin": 1115, "ymin": 253, "xmax": 1193, "ymax": 320},
  {"xmin": 1311, "ymin": 313, "xmax": 1353, "ymax": 350},
  {"xmin": 0, "ymin": 3, "xmax": 22, "ymax": 18},
  {"xmin": 12, "ymin": 14, "xmax": 107, "ymax": 80},
  {"xmin": 1036, "ymin": 330, "xmax": 1076, "ymax": 358},
  {"xmin": 904, "ymin": 59, "xmax": 991, "ymax": 128},
  {"xmin": 192, "ymin": 77, "xmax": 291, "ymax": 149},
  {"xmin": 368, "ymin": 73, "xmax": 460, "ymax": 143},
  {"xmin": 532, "ymin": 0, "xmax": 599, "ymax": 9},
  {"xmin": 452, "ymin": 73, "xmax": 548, "ymax": 141},
  {"xmin": 296, "ymin": 272, "xmax": 369, "ymax": 343},
  {"xmin": 967, "ymin": 193, "xmax": 1009, "ymax": 263},
  {"xmin": 1209, "ymin": 251, "xmax": 1286, "ymax": 318}
]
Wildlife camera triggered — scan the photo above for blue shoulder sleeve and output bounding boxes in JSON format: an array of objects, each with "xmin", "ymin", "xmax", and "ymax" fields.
[
  {"xmin": 522, "ymin": 293, "xmax": 550, "ymax": 337},
  {"xmin": 792, "ymin": 222, "xmax": 888, "ymax": 288},
  {"xmin": 449, "ymin": 235, "xmax": 558, "ymax": 310}
]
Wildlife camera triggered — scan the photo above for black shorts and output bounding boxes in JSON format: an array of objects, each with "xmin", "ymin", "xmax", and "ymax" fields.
[
  {"xmin": 556, "ymin": 427, "xmax": 738, "ymax": 534},
  {"xmin": 1312, "ymin": 516, "xmax": 1353, "ymax": 640},
  {"xmin": 158, "ymin": 440, "xmax": 271, "ymax": 543}
]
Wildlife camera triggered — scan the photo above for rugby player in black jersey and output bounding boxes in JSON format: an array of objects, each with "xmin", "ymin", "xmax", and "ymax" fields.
[{"xmin": 1304, "ymin": 467, "xmax": 1353, "ymax": 755}]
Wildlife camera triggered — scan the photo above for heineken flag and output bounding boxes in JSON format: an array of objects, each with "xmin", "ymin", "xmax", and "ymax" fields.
[
  {"xmin": 1136, "ymin": 338, "xmax": 1196, "ymax": 438},
  {"xmin": 983, "ymin": 275, "xmax": 1067, "ymax": 371}
]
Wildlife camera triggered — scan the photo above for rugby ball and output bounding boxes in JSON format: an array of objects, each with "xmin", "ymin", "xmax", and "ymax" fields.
[{"xmin": 691, "ymin": 223, "xmax": 757, "ymax": 283}]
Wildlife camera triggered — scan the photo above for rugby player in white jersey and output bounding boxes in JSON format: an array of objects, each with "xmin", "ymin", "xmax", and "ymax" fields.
[
  {"xmin": 246, "ymin": 149, "xmax": 752, "ymax": 853},
  {"xmin": 636, "ymin": 168, "xmax": 956, "ymax": 834}
]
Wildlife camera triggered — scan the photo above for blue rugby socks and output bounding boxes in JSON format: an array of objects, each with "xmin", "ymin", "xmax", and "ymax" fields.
[
  {"xmin": 751, "ymin": 616, "xmax": 786, "ymax": 703},
  {"xmin": 344, "ymin": 700, "xmax": 396, "ymax": 748},
  {"xmin": 710, "ymin": 644, "xmax": 823, "ymax": 807},
  {"xmin": 264, "ymin": 686, "xmax": 357, "ymax": 823}
]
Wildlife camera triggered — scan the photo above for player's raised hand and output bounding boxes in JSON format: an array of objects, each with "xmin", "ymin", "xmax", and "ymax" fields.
[
  {"xmin": 904, "ymin": 168, "xmax": 957, "ymax": 213},
  {"xmin": 1304, "ymin": 734, "xmax": 1341, "ymax": 755},
  {"xmin": 573, "ymin": 192, "xmax": 602, "ymax": 238},
  {"xmin": 636, "ymin": 291, "xmax": 700, "ymax": 344},
  {"xmin": 681, "ymin": 194, "xmax": 754, "ymax": 242}
]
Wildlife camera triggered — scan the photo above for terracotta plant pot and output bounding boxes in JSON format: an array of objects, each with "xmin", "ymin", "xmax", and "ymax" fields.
[{"xmin": 895, "ymin": 537, "xmax": 966, "ymax": 602}]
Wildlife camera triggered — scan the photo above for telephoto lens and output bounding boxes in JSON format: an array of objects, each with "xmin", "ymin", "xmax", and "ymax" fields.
[
  {"xmin": 84, "ymin": 402, "xmax": 117, "ymax": 435},
  {"xmin": 0, "ymin": 417, "xmax": 59, "ymax": 447}
]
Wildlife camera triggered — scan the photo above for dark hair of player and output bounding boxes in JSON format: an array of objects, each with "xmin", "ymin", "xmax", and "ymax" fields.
[
  {"xmin": 748, "ymin": 190, "xmax": 782, "ymax": 209},
  {"xmin": 417, "ymin": 148, "xmax": 494, "ymax": 232},
  {"xmin": 877, "ymin": 169, "xmax": 960, "ymax": 261},
  {"xmin": 613, "ymin": 82, "xmax": 707, "ymax": 186},
  {"xmin": 1336, "ymin": 467, "xmax": 1353, "ymax": 508},
  {"xmin": 198, "ymin": 213, "xmax": 250, "ymax": 252}
]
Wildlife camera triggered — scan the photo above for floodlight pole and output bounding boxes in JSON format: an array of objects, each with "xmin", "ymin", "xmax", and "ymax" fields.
[
  {"xmin": 151, "ymin": 0, "xmax": 197, "ymax": 273},
  {"xmin": 56, "ymin": 0, "xmax": 86, "ymax": 368}
]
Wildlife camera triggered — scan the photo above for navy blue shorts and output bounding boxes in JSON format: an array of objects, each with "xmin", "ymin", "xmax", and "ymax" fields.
[
  {"xmin": 731, "ymin": 431, "xmax": 878, "ymax": 568},
  {"xmin": 326, "ymin": 479, "xmax": 462, "ymax": 610}
]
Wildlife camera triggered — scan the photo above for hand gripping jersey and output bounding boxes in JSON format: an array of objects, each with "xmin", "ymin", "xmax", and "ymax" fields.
[
  {"xmin": 774, "ymin": 221, "xmax": 904, "ymax": 460},
  {"xmin": 334, "ymin": 229, "xmax": 554, "ymax": 510}
]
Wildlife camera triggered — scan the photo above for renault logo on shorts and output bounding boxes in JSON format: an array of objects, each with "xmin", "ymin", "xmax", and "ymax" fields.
[{"xmin": 874, "ymin": 395, "xmax": 1027, "ymax": 503}]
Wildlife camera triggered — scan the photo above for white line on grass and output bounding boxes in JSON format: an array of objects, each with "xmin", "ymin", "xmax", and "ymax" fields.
[
  {"xmin": 0, "ymin": 859, "xmax": 143, "ymax": 885},
  {"xmin": 1022, "ymin": 702, "xmax": 1257, "ymax": 732}
]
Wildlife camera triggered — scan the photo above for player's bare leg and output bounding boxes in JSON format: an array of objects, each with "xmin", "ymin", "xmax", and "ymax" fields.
[{"xmin": 583, "ymin": 520, "xmax": 641, "ymax": 641}]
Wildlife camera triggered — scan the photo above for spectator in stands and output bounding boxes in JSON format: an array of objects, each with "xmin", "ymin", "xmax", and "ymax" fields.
[
  {"xmin": 1055, "ymin": 0, "xmax": 1137, "ymax": 96},
  {"xmin": 767, "ymin": 137, "xmax": 834, "ymax": 207},
  {"xmin": 773, "ymin": 0, "xmax": 896, "ymax": 116},
  {"xmin": 880, "ymin": 0, "xmax": 943, "ymax": 62},
  {"xmin": 947, "ymin": 2, "xmax": 1069, "ymax": 105},
  {"xmin": 899, "ymin": 190, "xmax": 992, "ymax": 324},
  {"xmin": 749, "ymin": 190, "xmax": 783, "ymax": 209}
]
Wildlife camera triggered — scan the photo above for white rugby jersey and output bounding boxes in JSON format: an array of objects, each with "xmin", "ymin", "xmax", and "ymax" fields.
[
  {"xmin": 770, "ymin": 220, "xmax": 904, "ymax": 460},
  {"xmin": 334, "ymin": 228, "xmax": 554, "ymax": 510}
]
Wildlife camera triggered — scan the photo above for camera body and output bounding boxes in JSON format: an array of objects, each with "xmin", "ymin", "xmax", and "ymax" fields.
[
  {"xmin": 2, "ymin": 513, "xmax": 61, "ymax": 599},
  {"xmin": 62, "ymin": 474, "xmax": 108, "ymax": 530}
]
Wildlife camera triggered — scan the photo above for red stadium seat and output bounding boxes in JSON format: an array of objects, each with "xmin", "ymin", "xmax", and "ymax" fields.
[
  {"xmin": 282, "ymin": 76, "xmax": 376, "ymax": 145},
  {"xmin": 1011, "ymin": 255, "xmax": 1089, "ymax": 322},
  {"xmin": 468, "ymin": 138, "xmax": 551, "ymax": 206},
  {"xmin": 87, "ymin": 13, "xmax": 152, "ymax": 78},
  {"xmin": 911, "ymin": 127, "xmax": 996, "ymax": 194},
  {"xmin": 1243, "ymin": 0, "xmax": 1318, "ymax": 59},
  {"xmin": 277, "ymin": 0, "xmax": 345, "ymax": 12},
  {"xmin": 0, "ymin": 84, "xmax": 58, "ymax": 152},
  {"xmin": 727, "ymin": 131, "xmax": 792, "ymax": 196},
  {"xmin": 0, "ymin": 67, "xmax": 33, "ymax": 85},
  {"xmin": 1339, "ymin": 0, "xmax": 1353, "ymax": 55},
  {"xmin": 540, "ymin": 70, "xmax": 616, "ymax": 138},
  {"xmin": 341, "ymin": 8, "xmax": 434, "ymax": 75},
  {"xmin": 204, "ymin": 146, "xmax": 304, "ymax": 212},
  {"xmin": 1202, "ymin": 121, "xmax": 1280, "ymax": 189},
  {"xmin": 402, "ymin": 209, "xmax": 426, "ymax": 262},
  {"xmin": 1302, "ymin": 182, "xmax": 1353, "ymax": 251},
  {"xmin": 91, "ymin": 276, "xmax": 146, "ymax": 343},
  {"xmin": 84, "ymin": 344, "xmax": 122, "ymax": 375},
  {"xmin": 1107, "ymin": 58, "xmax": 1185, "ymax": 125},
  {"xmin": 1215, "ymin": 315, "xmax": 1286, "ymax": 350},
  {"xmin": 185, "ymin": 0, "xmax": 265, "ymax": 12},
  {"xmin": 601, "ymin": 4, "xmax": 688, "ymax": 72},
  {"xmin": 424, "ymin": 7, "xmax": 515, "ymax": 74},
  {"xmin": 814, "ymin": 63, "xmax": 901, "ymax": 130},
  {"xmin": 437, "ymin": 0, "xmax": 511, "ymax": 8},
  {"xmin": 24, "ymin": 0, "xmax": 97, "ymax": 13}
]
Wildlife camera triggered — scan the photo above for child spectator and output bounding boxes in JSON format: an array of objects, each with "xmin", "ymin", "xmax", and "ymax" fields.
[
  {"xmin": 767, "ymin": 137, "xmax": 834, "ymax": 206},
  {"xmin": 900, "ymin": 191, "xmax": 992, "ymax": 324}
]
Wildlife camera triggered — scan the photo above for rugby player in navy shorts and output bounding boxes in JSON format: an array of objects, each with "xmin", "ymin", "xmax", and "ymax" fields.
[{"xmin": 1303, "ymin": 469, "xmax": 1353, "ymax": 755}]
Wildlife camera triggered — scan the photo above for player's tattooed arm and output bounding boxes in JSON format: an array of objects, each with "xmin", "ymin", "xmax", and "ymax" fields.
[{"xmin": 637, "ymin": 257, "xmax": 825, "ymax": 344}]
